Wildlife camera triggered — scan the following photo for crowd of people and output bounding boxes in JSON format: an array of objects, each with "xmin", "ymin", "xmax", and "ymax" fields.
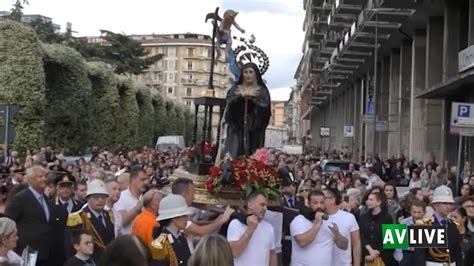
[{"xmin": 0, "ymin": 146, "xmax": 472, "ymax": 266}]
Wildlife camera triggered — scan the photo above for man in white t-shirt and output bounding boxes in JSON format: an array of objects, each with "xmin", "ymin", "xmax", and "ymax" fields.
[
  {"xmin": 114, "ymin": 165, "xmax": 149, "ymax": 235},
  {"xmin": 227, "ymin": 192, "xmax": 277, "ymax": 266},
  {"xmin": 324, "ymin": 188, "xmax": 361, "ymax": 266},
  {"xmin": 171, "ymin": 178, "xmax": 234, "ymax": 252},
  {"xmin": 290, "ymin": 190, "xmax": 348, "ymax": 266}
]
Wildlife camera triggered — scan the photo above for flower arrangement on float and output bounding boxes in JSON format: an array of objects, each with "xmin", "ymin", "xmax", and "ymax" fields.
[{"xmin": 206, "ymin": 148, "xmax": 280, "ymax": 198}]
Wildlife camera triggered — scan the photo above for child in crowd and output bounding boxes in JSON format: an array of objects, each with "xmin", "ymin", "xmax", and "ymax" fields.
[{"xmin": 64, "ymin": 229, "xmax": 95, "ymax": 266}]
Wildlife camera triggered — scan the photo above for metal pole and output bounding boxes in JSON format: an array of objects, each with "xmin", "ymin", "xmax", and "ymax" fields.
[
  {"xmin": 359, "ymin": 80, "xmax": 365, "ymax": 163},
  {"xmin": 456, "ymin": 135, "xmax": 463, "ymax": 195},
  {"xmin": 372, "ymin": 11, "xmax": 378, "ymax": 159},
  {"xmin": 329, "ymin": 76, "xmax": 333, "ymax": 155},
  {"xmin": 4, "ymin": 105, "xmax": 9, "ymax": 166}
]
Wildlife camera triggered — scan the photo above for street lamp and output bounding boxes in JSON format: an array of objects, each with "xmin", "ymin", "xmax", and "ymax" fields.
[{"xmin": 372, "ymin": 10, "xmax": 378, "ymax": 160}]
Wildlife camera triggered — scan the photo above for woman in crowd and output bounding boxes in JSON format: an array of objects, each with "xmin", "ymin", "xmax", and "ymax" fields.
[
  {"xmin": 409, "ymin": 169, "xmax": 422, "ymax": 188},
  {"xmin": 360, "ymin": 191, "xmax": 394, "ymax": 266},
  {"xmin": 448, "ymin": 206, "xmax": 474, "ymax": 266},
  {"xmin": 456, "ymin": 183, "xmax": 473, "ymax": 203},
  {"xmin": 384, "ymin": 183, "xmax": 402, "ymax": 223},
  {"xmin": 0, "ymin": 184, "xmax": 8, "ymax": 214},
  {"xmin": 0, "ymin": 217, "xmax": 22, "ymax": 266},
  {"xmin": 297, "ymin": 183, "xmax": 311, "ymax": 209},
  {"xmin": 99, "ymin": 235, "xmax": 152, "ymax": 266},
  {"xmin": 187, "ymin": 234, "xmax": 234, "ymax": 266}
]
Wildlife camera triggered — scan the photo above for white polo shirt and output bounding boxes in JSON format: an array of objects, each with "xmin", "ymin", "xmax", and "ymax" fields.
[
  {"xmin": 227, "ymin": 218, "xmax": 276, "ymax": 266},
  {"xmin": 290, "ymin": 214, "xmax": 334, "ymax": 266},
  {"xmin": 328, "ymin": 210, "xmax": 359, "ymax": 266}
]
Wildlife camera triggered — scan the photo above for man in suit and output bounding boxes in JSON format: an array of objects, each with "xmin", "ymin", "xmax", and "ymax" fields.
[
  {"xmin": 49, "ymin": 172, "xmax": 83, "ymax": 266},
  {"xmin": 278, "ymin": 166, "xmax": 305, "ymax": 266},
  {"xmin": 67, "ymin": 179, "xmax": 115, "ymax": 262},
  {"xmin": 5, "ymin": 165, "xmax": 53, "ymax": 266},
  {"xmin": 414, "ymin": 185, "xmax": 463, "ymax": 266}
]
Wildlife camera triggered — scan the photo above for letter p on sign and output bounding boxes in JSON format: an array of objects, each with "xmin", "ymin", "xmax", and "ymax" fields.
[{"xmin": 458, "ymin": 105, "xmax": 470, "ymax": 118}]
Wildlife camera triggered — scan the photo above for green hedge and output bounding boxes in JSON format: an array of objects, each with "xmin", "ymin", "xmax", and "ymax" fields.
[
  {"xmin": 136, "ymin": 84, "xmax": 154, "ymax": 147},
  {"xmin": 0, "ymin": 20, "xmax": 46, "ymax": 153},
  {"xmin": 1, "ymin": 20, "xmax": 196, "ymax": 151},
  {"xmin": 87, "ymin": 61, "xmax": 120, "ymax": 148},
  {"xmin": 115, "ymin": 75, "xmax": 139, "ymax": 146},
  {"xmin": 42, "ymin": 43, "xmax": 92, "ymax": 153}
]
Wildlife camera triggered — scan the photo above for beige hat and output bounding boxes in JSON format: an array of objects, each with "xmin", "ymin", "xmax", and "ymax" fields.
[
  {"xmin": 86, "ymin": 179, "xmax": 109, "ymax": 198},
  {"xmin": 431, "ymin": 185, "xmax": 454, "ymax": 204},
  {"xmin": 157, "ymin": 194, "xmax": 192, "ymax": 221}
]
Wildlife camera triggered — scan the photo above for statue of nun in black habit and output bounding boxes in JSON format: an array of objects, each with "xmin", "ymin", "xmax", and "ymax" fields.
[{"xmin": 223, "ymin": 62, "xmax": 271, "ymax": 159}]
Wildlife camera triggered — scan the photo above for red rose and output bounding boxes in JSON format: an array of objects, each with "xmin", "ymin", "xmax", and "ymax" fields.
[
  {"xmin": 249, "ymin": 175, "xmax": 261, "ymax": 183},
  {"xmin": 235, "ymin": 177, "xmax": 246, "ymax": 188},
  {"xmin": 209, "ymin": 166, "xmax": 221, "ymax": 177},
  {"xmin": 206, "ymin": 180, "xmax": 215, "ymax": 192}
]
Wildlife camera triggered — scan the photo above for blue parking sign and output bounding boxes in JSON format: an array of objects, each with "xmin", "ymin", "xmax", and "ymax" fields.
[{"xmin": 458, "ymin": 105, "xmax": 470, "ymax": 117}]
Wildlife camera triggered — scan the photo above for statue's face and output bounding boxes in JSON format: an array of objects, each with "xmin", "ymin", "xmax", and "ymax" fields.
[{"xmin": 243, "ymin": 67, "xmax": 257, "ymax": 84}]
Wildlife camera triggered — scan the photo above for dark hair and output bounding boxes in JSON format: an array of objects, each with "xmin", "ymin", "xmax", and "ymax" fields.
[
  {"xmin": 246, "ymin": 191, "xmax": 267, "ymax": 204},
  {"xmin": 383, "ymin": 183, "xmax": 399, "ymax": 201},
  {"xmin": 308, "ymin": 189, "xmax": 325, "ymax": 202},
  {"xmin": 71, "ymin": 229, "xmax": 91, "ymax": 246},
  {"xmin": 410, "ymin": 200, "xmax": 426, "ymax": 211},
  {"xmin": 369, "ymin": 191, "xmax": 388, "ymax": 214},
  {"xmin": 75, "ymin": 180, "xmax": 87, "ymax": 190},
  {"xmin": 99, "ymin": 235, "xmax": 152, "ymax": 266},
  {"xmin": 130, "ymin": 165, "xmax": 145, "ymax": 180},
  {"xmin": 171, "ymin": 178, "xmax": 193, "ymax": 195},
  {"xmin": 323, "ymin": 188, "xmax": 342, "ymax": 205},
  {"xmin": 451, "ymin": 207, "xmax": 468, "ymax": 229}
]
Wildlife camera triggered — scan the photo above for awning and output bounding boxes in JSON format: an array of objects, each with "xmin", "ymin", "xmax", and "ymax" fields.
[{"xmin": 416, "ymin": 69, "xmax": 474, "ymax": 99}]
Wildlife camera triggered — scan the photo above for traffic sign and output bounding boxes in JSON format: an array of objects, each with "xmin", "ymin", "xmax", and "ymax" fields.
[
  {"xmin": 376, "ymin": 120, "xmax": 388, "ymax": 132},
  {"xmin": 451, "ymin": 102, "xmax": 474, "ymax": 128},
  {"xmin": 344, "ymin": 126, "xmax": 354, "ymax": 137},
  {"xmin": 367, "ymin": 101, "xmax": 374, "ymax": 115}
]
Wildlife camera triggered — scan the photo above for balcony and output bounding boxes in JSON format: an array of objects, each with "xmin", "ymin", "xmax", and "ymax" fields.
[{"xmin": 181, "ymin": 78, "xmax": 198, "ymax": 85}]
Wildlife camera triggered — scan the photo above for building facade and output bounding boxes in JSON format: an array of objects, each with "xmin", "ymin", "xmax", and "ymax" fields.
[
  {"xmin": 270, "ymin": 101, "xmax": 286, "ymax": 127},
  {"xmin": 129, "ymin": 33, "xmax": 231, "ymax": 109},
  {"xmin": 297, "ymin": 0, "xmax": 474, "ymax": 166}
]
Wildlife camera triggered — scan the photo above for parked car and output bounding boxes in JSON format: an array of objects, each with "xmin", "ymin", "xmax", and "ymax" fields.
[
  {"xmin": 155, "ymin": 135, "xmax": 185, "ymax": 151},
  {"xmin": 321, "ymin": 160, "xmax": 359, "ymax": 177}
]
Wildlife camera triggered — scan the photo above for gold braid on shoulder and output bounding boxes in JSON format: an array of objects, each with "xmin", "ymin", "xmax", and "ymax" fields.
[
  {"xmin": 150, "ymin": 233, "xmax": 178, "ymax": 266},
  {"xmin": 80, "ymin": 212, "xmax": 107, "ymax": 251},
  {"xmin": 417, "ymin": 218, "xmax": 450, "ymax": 262}
]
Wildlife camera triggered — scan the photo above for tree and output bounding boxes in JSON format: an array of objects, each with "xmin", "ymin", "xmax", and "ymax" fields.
[
  {"xmin": 8, "ymin": 0, "xmax": 28, "ymax": 22},
  {"xmin": 28, "ymin": 18, "xmax": 64, "ymax": 43},
  {"xmin": 96, "ymin": 30, "xmax": 163, "ymax": 75}
]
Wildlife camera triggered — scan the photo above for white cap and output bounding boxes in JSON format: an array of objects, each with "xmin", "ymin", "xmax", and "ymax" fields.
[
  {"xmin": 86, "ymin": 180, "xmax": 109, "ymax": 198},
  {"xmin": 157, "ymin": 194, "xmax": 192, "ymax": 221},
  {"xmin": 431, "ymin": 185, "xmax": 454, "ymax": 204}
]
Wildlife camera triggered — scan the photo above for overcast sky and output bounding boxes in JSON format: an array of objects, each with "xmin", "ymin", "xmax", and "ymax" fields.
[{"xmin": 1, "ymin": 0, "xmax": 305, "ymax": 101}]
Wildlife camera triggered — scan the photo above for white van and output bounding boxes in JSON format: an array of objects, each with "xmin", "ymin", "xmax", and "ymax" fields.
[{"xmin": 155, "ymin": 135, "xmax": 185, "ymax": 151}]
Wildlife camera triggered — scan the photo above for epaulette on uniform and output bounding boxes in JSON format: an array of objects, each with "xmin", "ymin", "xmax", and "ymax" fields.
[
  {"xmin": 150, "ymin": 233, "xmax": 176, "ymax": 262},
  {"xmin": 67, "ymin": 210, "xmax": 84, "ymax": 227}
]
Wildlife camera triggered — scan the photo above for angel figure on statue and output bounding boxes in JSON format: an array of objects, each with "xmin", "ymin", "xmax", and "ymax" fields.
[
  {"xmin": 215, "ymin": 9, "xmax": 245, "ymax": 80},
  {"xmin": 223, "ymin": 62, "xmax": 271, "ymax": 159}
]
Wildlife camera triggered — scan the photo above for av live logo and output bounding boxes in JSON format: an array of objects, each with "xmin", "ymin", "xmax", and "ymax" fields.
[{"xmin": 382, "ymin": 224, "xmax": 447, "ymax": 249}]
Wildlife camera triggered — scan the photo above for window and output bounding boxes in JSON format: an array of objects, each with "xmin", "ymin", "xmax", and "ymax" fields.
[
  {"xmin": 168, "ymin": 47, "xmax": 176, "ymax": 56},
  {"xmin": 158, "ymin": 73, "xmax": 162, "ymax": 81},
  {"xmin": 186, "ymin": 101, "xmax": 192, "ymax": 107},
  {"xmin": 164, "ymin": 60, "xmax": 168, "ymax": 70},
  {"xmin": 168, "ymin": 73, "xmax": 175, "ymax": 82},
  {"xmin": 186, "ymin": 87, "xmax": 192, "ymax": 96},
  {"xmin": 188, "ymin": 48, "xmax": 194, "ymax": 57},
  {"xmin": 168, "ymin": 87, "xmax": 174, "ymax": 94},
  {"xmin": 187, "ymin": 61, "xmax": 193, "ymax": 70},
  {"xmin": 169, "ymin": 60, "xmax": 175, "ymax": 70},
  {"xmin": 207, "ymin": 48, "xmax": 211, "ymax": 58}
]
